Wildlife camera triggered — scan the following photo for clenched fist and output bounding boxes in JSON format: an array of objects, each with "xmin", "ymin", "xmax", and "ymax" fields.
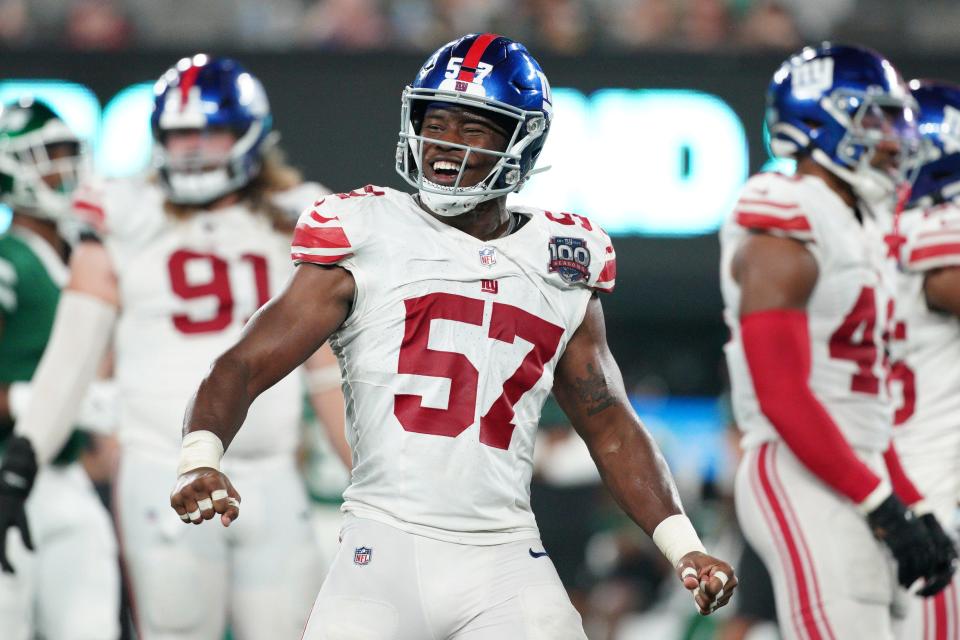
[
  {"xmin": 677, "ymin": 551, "xmax": 738, "ymax": 615},
  {"xmin": 170, "ymin": 467, "xmax": 241, "ymax": 527}
]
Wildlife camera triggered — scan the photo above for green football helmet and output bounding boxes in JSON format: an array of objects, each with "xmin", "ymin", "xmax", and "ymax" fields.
[{"xmin": 0, "ymin": 98, "xmax": 87, "ymax": 221}]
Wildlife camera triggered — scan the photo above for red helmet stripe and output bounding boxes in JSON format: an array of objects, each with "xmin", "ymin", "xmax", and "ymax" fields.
[
  {"xmin": 457, "ymin": 33, "xmax": 500, "ymax": 82},
  {"xmin": 178, "ymin": 65, "xmax": 202, "ymax": 109}
]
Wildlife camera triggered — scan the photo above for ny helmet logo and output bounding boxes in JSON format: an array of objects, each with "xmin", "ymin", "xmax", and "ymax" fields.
[{"xmin": 792, "ymin": 57, "xmax": 834, "ymax": 101}]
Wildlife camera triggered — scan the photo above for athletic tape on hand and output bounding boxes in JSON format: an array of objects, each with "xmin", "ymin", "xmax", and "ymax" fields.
[
  {"xmin": 681, "ymin": 567, "xmax": 698, "ymax": 581},
  {"xmin": 196, "ymin": 498, "xmax": 213, "ymax": 512},
  {"xmin": 211, "ymin": 489, "xmax": 228, "ymax": 502},
  {"xmin": 188, "ymin": 509, "xmax": 201, "ymax": 522},
  {"xmin": 226, "ymin": 497, "xmax": 240, "ymax": 509},
  {"xmin": 180, "ymin": 513, "xmax": 190, "ymax": 522},
  {"xmin": 713, "ymin": 570, "xmax": 729, "ymax": 588}
]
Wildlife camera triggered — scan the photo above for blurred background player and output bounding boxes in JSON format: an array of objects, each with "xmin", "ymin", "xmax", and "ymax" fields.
[
  {"xmin": 887, "ymin": 79, "xmax": 960, "ymax": 640},
  {"xmin": 169, "ymin": 33, "xmax": 738, "ymax": 639},
  {"xmin": 0, "ymin": 55, "xmax": 348, "ymax": 639},
  {"xmin": 721, "ymin": 42, "xmax": 955, "ymax": 639},
  {"xmin": 0, "ymin": 97, "xmax": 120, "ymax": 640}
]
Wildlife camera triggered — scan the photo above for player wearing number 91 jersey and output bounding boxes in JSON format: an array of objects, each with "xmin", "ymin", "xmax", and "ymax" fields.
[
  {"xmin": 0, "ymin": 55, "xmax": 350, "ymax": 640},
  {"xmin": 171, "ymin": 33, "xmax": 738, "ymax": 639},
  {"xmin": 722, "ymin": 43, "xmax": 955, "ymax": 640}
]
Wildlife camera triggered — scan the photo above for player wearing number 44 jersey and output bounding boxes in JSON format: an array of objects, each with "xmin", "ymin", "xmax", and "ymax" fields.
[
  {"xmin": 0, "ymin": 56, "xmax": 350, "ymax": 640},
  {"xmin": 722, "ymin": 43, "xmax": 956, "ymax": 640},
  {"xmin": 170, "ymin": 33, "xmax": 737, "ymax": 639},
  {"xmin": 887, "ymin": 80, "xmax": 960, "ymax": 640}
]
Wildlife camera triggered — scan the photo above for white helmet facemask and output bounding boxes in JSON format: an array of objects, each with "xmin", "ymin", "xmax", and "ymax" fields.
[
  {"xmin": 154, "ymin": 123, "xmax": 271, "ymax": 205},
  {"xmin": 815, "ymin": 89, "xmax": 921, "ymax": 209},
  {"xmin": 396, "ymin": 88, "xmax": 548, "ymax": 217}
]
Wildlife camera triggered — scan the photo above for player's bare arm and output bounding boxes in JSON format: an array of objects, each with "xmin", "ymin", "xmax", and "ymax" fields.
[
  {"xmin": 552, "ymin": 295, "xmax": 737, "ymax": 615},
  {"xmin": 924, "ymin": 266, "xmax": 960, "ymax": 317},
  {"xmin": 170, "ymin": 263, "xmax": 354, "ymax": 526},
  {"xmin": 732, "ymin": 232, "xmax": 818, "ymax": 313}
]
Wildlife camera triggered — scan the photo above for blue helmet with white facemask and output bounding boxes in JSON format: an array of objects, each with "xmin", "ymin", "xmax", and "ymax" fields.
[
  {"xmin": 906, "ymin": 80, "xmax": 960, "ymax": 208},
  {"xmin": 151, "ymin": 54, "xmax": 273, "ymax": 205},
  {"xmin": 766, "ymin": 43, "xmax": 919, "ymax": 207},
  {"xmin": 396, "ymin": 33, "xmax": 553, "ymax": 217}
]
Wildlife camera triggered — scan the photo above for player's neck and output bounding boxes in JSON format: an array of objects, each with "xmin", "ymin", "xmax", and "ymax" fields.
[
  {"xmin": 421, "ymin": 197, "xmax": 512, "ymax": 241},
  {"xmin": 11, "ymin": 213, "xmax": 67, "ymax": 260},
  {"xmin": 796, "ymin": 157, "xmax": 856, "ymax": 208}
]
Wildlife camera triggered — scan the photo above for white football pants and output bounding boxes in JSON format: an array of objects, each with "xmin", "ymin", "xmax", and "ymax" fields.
[
  {"xmin": 116, "ymin": 446, "xmax": 323, "ymax": 640},
  {"xmin": 302, "ymin": 513, "xmax": 586, "ymax": 640},
  {"xmin": 0, "ymin": 462, "xmax": 120, "ymax": 640},
  {"xmin": 894, "ymin": 440, "xmax": 960, "ymax": 640},
  {"xmin": 736, "ymin": 441, "xmax": 906, "ymax": 640}
]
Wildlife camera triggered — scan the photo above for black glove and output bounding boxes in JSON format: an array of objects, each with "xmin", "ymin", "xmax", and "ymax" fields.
[
  {"xmin": 916, "ymin": 513, "xmax": 958, "ymax": 597},
  {"xmin": 866, "ymin": 494, "xmax": 935, "ymax": 589},
  {"xmin": 0, "ymin": 436, "xmax": 37, "ymax": 574}
]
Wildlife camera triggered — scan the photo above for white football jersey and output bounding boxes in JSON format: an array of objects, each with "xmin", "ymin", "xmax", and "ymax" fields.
[
  {"xmin": 888, "ymin": 203, "xmax": 960, "ymax": 468},
  {"xmin": 721, "ymin": 172, "xmax": 892, "ymax": 451},
  {"xmin": 73, "ymin": 176, "xmax": 330, "ymax": 459},
  {"xmin": 291, "ymin": 186, "xmax": 616, "ymax": 543}
]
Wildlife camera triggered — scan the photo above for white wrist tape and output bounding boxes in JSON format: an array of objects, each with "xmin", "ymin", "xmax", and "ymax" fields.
[
  {"xmin": 856, "ymin": 479, "xmax": 892, "ymax": 515},
  {"xmin": 14, "ymin": 291, "xmax": 116, "ymax": 464},
  {"xmin": 177, "ymin": 431, "xmax": 225, "ymax": 476},
  {"xmin": 652, "ymin": 514, "xmax": 707, "ymax": 568}
]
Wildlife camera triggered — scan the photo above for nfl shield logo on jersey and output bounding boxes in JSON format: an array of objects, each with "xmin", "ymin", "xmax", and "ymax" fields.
[
  {"xmin": 548, "ymin": 237, "xmax": 591, "ymax": 284},
  {"xmin": 353, "ymin": 546, "xmax": 372, "ymax": 566},
  {"xmin": 479, "ymin": 246, "xmax": 497, "ymax": 268}
]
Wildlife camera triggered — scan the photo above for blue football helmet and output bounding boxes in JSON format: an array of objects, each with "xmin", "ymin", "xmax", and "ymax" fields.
[
  {"xmin": 906, "ymin": 80, "xmax": 960, "ymax": 208},
  {"xmin": 151, "ymin": 54, "xmax": 273, "ymax": 205},
  {"xmin": 766, "ymin": 43, "xmax": 919, "ymax": 206},
  {"xmin": 396, "ymin": 33, "xmax": 553, "ymax": 216}
]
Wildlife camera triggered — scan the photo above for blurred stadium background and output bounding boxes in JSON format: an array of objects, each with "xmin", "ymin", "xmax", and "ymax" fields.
[{"xmin": 1, "ymin": 1, "xmax": 951, "ymax": 638}]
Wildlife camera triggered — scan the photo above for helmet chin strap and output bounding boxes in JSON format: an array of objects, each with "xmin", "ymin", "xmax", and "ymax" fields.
[{"xmin": 811, "ymin": 148, "xmax": 897, "ymax": 210}]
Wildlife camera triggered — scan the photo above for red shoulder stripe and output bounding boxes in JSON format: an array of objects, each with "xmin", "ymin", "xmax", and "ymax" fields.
[
  {"xmin": 293, "ymin": 224, "xmax": 351, "ymax": 250},
  {"xmin": 909, "ymin": 243, "xmax": 960, "ymax": 263},
  {"xmin": 598, "ymin": 258, "xmax": 616, "ymax": 283},
  {"xmin": 292, "ymin": 251, "xmax": 352, "ymax": 265},
  {"xmin": 736, "ymin": 212, "xmax": 812, "ymax": 233},
  {"xmin": 736, "ymin": 199, "xmax": 800, "ymax": 210}
]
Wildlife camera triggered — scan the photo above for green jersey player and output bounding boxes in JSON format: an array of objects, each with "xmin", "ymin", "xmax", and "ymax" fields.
[{"xmin": 0, "ymin": 98, "xmax": 119, "ymax": 640}]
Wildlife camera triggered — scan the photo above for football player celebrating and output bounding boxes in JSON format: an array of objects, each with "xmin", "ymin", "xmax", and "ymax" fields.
[
  {"xmin": 0, "ymin": 98, "xmax": 120, "ymax": 640},
  {"xmin": 722, "ymin": 43, "xmax": 955, "ymax": 640},
  {"xmin": 0, "ymin": 56, "xmax": 347, "ymax": 639},
  {"xmin": 169, "ymin": 34, "xmax": 737, "ymax": 638},
  {"xmin": 887, "ymin": 79, "xmax": 960, "ymax": 640}
]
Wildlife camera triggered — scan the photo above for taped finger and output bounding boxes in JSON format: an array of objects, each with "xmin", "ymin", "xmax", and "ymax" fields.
[
  {"xmin": 179, "ymin": 513, "xmax": 190, "ymax": 522},
  {"xmin": 196, "ymin": 497, "xmax": 213, "ymax": 512},
  {"xmin": 713, "ymin": 570, "xmax": 729, "ymax": 588},
  {"xmin": 681, "ymin": 566, "xmax": 698, "ymax": 581},
  {"xmin": 188, "ymin": 508, "xmax": 202, "ymax": 522},
  {"xmin": 226, "ymin": 497, "xmax": 240, "ymax": 509},
  {"xmin": 211, "ymin": 489, "xmax": 227, "ymax": 502}
]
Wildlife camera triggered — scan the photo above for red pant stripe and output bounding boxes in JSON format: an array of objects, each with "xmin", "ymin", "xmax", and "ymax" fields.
[
  {"xmin": 757, "ymin": 442, "xmax": 826, "ymax": 640},
  {"xmin": 749, "ymin": 447, "xmax": 807, "ymax": 639},
  {"xmin": 768, "ymin": 443, "xmax": 838, "ymax": 640}
]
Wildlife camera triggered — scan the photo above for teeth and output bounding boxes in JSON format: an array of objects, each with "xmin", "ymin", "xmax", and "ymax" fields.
[{"xmin": 432, "ymin": 160, "xmax": 460, "ymax": 172}]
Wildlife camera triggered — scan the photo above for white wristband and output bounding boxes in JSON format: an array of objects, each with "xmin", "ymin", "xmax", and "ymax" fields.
[
  {"xmin": 177, "ymin": 430, "xmax": 225, "ymax": 476},
  {"xmin": 856, "ymin": 479, "xmax": 892, "ymax": 515},
  {"xmin": 652, "ymin": 514, "xmax": 707, "ymax": 567}
]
